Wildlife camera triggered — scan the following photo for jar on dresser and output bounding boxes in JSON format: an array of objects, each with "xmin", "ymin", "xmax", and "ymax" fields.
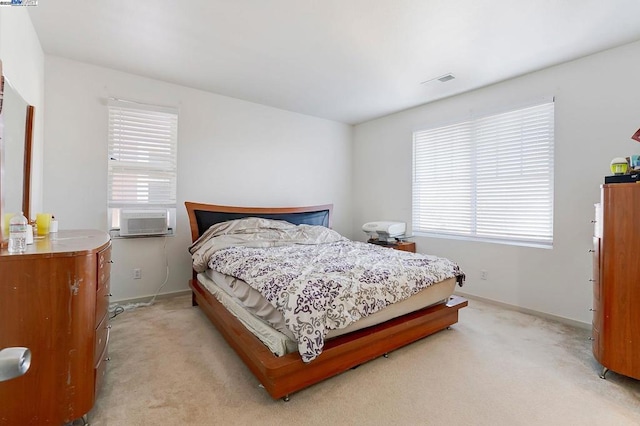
[{"xmin": 0, "ymin": 229, "xmax": 112, "ymax": 425}]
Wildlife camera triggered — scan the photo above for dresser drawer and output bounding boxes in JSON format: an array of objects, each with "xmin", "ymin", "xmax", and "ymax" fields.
[
  {"xmin": 592, "ymin": 326, "xmax": 601, "ymax": 361},
  {"xmin": 94, "ymin": 345, "xmax": 109, "ymax": 396},
  {"xmin": 592, "ymin": 237, "xmax": 600, "ymax": 302},
  {"xmin": 97, "ymin": 246, "xmax": 112, "ymax": 291},
  {"xmin": 94, "ymin": 314, "xmax": 110, "ymax": 366},
  {"xmin": 95, "ymin": 276, "xmax": 111, "ymax": 327},
  {"xmin": 593, "ymin": 203, "xmax": 602, "ymax": 238}
]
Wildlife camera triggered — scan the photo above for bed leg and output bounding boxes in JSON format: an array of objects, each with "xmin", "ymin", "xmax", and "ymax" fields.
[
  {"xmin": 68, "ymin": 414, "xmax": 89, "ymax": 425},
  {"xmin": 191, "ymin": 291, "xmax": 198, "ymax": 307},
  {"xmin": 599, "ymin": 367, "xmax": 609, "ymax": 379},
  {"xmin": 282, "ymin": 395, "xmax": 290, "ymax": 402}
]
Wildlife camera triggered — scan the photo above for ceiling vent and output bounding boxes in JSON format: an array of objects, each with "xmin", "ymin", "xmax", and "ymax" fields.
[
  {"xmin": 420, "ymin": 73, "xmax": 456, "ymax": 85},
  {"xmin": 437, "ymin": 73, "xmax": 455, "ymax": 82}
]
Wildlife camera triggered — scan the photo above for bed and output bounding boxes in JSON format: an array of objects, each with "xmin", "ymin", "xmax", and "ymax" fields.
[{"xmin": 185, "ymin": 202, "xmax": 467, "ymax": 400}]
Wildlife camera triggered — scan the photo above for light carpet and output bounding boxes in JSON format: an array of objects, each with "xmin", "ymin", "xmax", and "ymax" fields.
[{"xmin": 87, "ymin": 295, "xmax": 640, "ymax": 425}]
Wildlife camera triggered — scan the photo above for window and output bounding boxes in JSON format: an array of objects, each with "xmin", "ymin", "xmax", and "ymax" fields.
[
  {"xmin": 107, "ymin": 99, "xmax": 178, "ymax": 236},
  {"xmin": 412, "ymin": 101, "xmax": 554, "ymax": 247}
]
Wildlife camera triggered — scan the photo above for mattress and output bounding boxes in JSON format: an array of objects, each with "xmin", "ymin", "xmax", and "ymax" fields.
[{"xmin": 198, "ymin": 271, "xmax": 456, "ymax": 356}]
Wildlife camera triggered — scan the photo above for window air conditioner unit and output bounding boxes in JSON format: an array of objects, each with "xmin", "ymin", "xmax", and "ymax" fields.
[{"xmin": 119, "ymin": 209, "xmax": 168, "ymax": 237}]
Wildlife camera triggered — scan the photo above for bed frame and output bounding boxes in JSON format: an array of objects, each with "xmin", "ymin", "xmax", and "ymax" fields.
[{"xmin": 185, "ymin": 201, "xmax": 467, "ymax": 400}]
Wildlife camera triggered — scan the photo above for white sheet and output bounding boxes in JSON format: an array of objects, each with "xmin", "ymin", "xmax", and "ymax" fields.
[
  {"xmin": 197, "ymin": 273, "xmax": 297, "ymax": 356},
  {"xmin": 201, "ymin": 271, "xmax": 456, "ymax": 352}
]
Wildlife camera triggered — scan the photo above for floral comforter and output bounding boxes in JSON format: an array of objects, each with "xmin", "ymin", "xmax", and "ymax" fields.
[{"xmin": 189, "ymin": 218, "xmax": 464, "ymax": 362}]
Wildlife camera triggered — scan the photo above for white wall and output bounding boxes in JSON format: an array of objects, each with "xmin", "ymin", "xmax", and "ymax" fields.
[
  {"xmin": 353, "ymin": 40, "xmax": 640, "ymax": 325},
  {"xmin": 7, "ymin": 7, "xmax": 638, "ymax": 324},
  {"xmin": 43, "ymin": 56, "xmax": 353, "ymax": 302},
  {"xmin": 0, "ymin": 7, "xmax": 45, "ymax": 215}
]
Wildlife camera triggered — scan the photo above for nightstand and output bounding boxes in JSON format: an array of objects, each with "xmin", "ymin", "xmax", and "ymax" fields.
[{"xmin": 367, "ymin": 239, "xmax": 416, "ymax": 253}]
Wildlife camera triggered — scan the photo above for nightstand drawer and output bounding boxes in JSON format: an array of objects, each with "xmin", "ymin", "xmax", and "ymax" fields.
[
  {"xmin": 392, "ymin": 242, "xmax": 416, "ymax": 253},
  {"xmin": 368, "ymin": 239, "xmax": 416, "ymax": 253}
]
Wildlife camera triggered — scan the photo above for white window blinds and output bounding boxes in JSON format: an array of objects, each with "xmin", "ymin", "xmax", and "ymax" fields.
[
  {"xmin": 107, "ymin": 100, "xmax": 178, "ymax": 210},
  {"xmin": 412, "ymin": 101, "xmax": 554, "ymax": 247}
]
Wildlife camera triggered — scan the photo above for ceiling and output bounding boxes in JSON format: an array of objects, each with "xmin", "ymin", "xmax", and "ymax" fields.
[{"xmin": 28, "ymin": 0, "xmax": 640, "ymax": 124}]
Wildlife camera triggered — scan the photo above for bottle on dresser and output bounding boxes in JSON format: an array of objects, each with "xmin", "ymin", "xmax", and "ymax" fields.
[{"xmin": 8, "ymin": 212, "xmax": 28, "ymax": 253}]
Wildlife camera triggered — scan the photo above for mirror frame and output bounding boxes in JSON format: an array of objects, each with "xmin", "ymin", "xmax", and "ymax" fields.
[
  {"xmin": 0, "ymin": 60, "xmax": 35, "ymax": 244},
  {"xmin": 22, "ymin": 105, "xmax": 34, "ymax": 220}
]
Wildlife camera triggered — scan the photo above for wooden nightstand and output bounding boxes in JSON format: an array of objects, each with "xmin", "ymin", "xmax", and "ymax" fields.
[{"xmin": 367, "ymin": 239, "xmax": 416, "ymax": 253}]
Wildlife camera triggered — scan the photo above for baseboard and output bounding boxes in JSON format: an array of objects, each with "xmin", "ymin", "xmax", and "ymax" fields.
[
  {"xmin": 112, "ymin": 289, "xmax": 590, "ymax": 330},
  {"xmin": 455, "ymin": 291, "xmax": 591, "ymax": 331},
  {"xmin": 110, "ymin": 289, "xmax": 192, "ymax": 306}
]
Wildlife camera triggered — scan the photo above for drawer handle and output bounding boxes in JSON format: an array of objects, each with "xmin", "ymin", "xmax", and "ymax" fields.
[
  {"xmin": 591, "ymin": 220, "xmax": 597, "ymax": 223},
  {"xmin": 588, "ymin": 337, "xmax": 595, "ymax": 341},
  {"xmin": 589, "ymin": 308, "xmax": 596, "ymax": 312},
  {"xmin": 108, "ymin": 260, "xmax": 114, "ymax": 264},
  {"xmin": 588, "ymin": 249, "xmax": 595, "ymax": 253},
  {"xmin": 589, "ymin": 279, "xmax": 596, "ymax": 282},
  {"xmin": 105, "ymin": 357, "xmax": 111, "ymax": 362}
]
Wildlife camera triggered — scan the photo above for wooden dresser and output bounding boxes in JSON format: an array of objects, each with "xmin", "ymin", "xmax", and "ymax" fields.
[
  {"xmin": 592, "ymin": 183, "xmax": 640, "ymax": 380},
  {"xmin": 0, "ymin": 230, "xmax": 111, "ymax": 425}
]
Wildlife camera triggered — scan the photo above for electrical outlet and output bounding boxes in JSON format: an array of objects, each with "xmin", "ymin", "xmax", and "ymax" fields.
[
  {"xmin": 480, "ymin": 270, "xmax": 488, "ymax": 280},
  {"xmin": 133, "ymin": 268, "xmax": 142, "ymax": 279}
]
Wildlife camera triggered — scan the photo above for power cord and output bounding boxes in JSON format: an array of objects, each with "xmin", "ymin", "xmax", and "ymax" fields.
[
  {"xmin": 108, "ymin": 236, "xmax": 170, "ymax": 319},
  {"xmin": 109, "ymin": 305, "xmax": 125, "ymax": 320}
]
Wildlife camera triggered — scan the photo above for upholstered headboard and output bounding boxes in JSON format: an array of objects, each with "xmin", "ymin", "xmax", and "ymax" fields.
[{"xmin": 184, "ymin": 202, "xmax": 332, "ymax": 242}]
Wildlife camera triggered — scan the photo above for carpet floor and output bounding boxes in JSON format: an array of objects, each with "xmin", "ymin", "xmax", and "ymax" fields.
[{"xmin": 87, "ymin": 295, "xmax": 640, "ymax": 425}]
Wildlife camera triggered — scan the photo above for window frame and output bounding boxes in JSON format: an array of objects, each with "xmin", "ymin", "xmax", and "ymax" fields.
[
  {"xmin": 106, "ymin": 99, "xmax": 178, "ymax": 237},
  {"xmin": 412, "ymin": 100, "xmax": 555, "ymax": 248}
]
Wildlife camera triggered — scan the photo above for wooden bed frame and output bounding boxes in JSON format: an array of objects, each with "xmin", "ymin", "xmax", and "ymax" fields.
[{"xmin": 185, "ymin": 201, "xmax": 467, "ymax": 400}]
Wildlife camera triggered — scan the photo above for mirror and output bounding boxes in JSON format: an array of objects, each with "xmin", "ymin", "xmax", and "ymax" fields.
[{"xmin": 0, "ymin": 63, "xmax": 35, "ymax": 242}]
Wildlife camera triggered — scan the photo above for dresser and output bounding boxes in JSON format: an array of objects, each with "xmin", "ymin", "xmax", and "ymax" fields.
[
  {"xmin": 0, "ymin": 230, "xmax": 111, "ymax": 425},
  {"xmin": 592, "ymin": 183, "xmax": 640, "ymax": 380}
]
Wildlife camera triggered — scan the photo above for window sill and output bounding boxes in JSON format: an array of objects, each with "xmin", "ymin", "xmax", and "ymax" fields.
[{"xmin": 414, "ymin": 231, "xmax": 552, "ymax": 249}]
